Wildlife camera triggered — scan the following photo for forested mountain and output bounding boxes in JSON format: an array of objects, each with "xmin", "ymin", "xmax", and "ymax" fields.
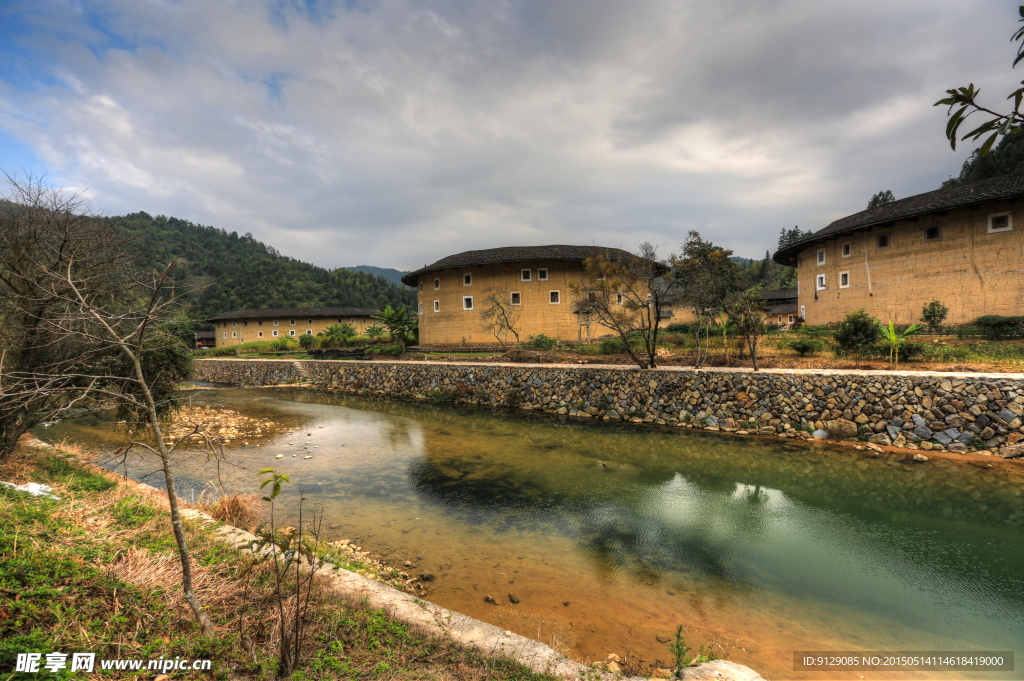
[
  {"xmin": 344, "ymin": 265, "xmax": 409, "ymax": 286},
  {"xmin": 943, "ymin": 130, "xmax": 1024, "ymax": 187},
  {"xmin": 113, "ymin": 212, "xmax": 416, "ymax": 324}
]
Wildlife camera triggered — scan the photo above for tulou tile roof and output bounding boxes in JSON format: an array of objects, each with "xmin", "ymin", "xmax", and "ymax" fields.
[
  {"xmin": 206, "ymin": 307, "xmax": 378, "ymax": 322},
  {"xmin": 758, "ymin": 288, "xmax": 798, "ymax": 301},
  {"xmin": 400, "ymin": 245, "xmax": 659, "ymax": 286},
  {"xmin": 772, "ymin": 172, "xmax": 1024, "ymax": 265}
]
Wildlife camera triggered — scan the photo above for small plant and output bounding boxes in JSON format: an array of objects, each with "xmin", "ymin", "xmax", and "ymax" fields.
[
  {"xmin": 669, "ymin": 624, "xmax": 693, "ymax": 677},
  {"xmin": 857, "ymin": 431, "xmax": 869, "ymax": 441},
  {"xmin": 524, "ymin": 334, "xmax": 558, "ymax": 350},
  {"xmin": 298, "ymin": 333, "xmax": 318, "ymax": 350},
  {"xmin": 504, "ymin": 388, "xmax": 523, "ymax": 406},
  {"xmin": 788, "ymin": 338, "xmax": 823, "ymax": 356},
  {"xmin": 920, "ymin": 299, "xmax": 949, "ymax": 333},
  {"xmin": 834, "ymin": 309, "xmax": 880, "ymax": 366},
  {"xmin": 877, "ymin": 320, "xmax": 922, "ymax": 370},
  {"xmin": 599, "ymin": 337, "xmax": 627, "ymax": 354},
  {"xmin": 425, "ymin": 388, "xmax": 457, "ymax": 403}
]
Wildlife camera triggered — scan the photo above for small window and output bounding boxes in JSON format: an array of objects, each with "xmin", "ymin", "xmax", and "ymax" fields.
[
  {"xmin": 538, "ymin": 268, "xmax": 549, "ymax": 281},
  {"xmin": 816, "ymin": 274, "xmax": 826, "ymax": 290},
  {"xmin": 463, "ymin": 273, "xmax": 472, "ymax": 286},
  {"xmin": 549, "ymin": 290, "xmax": 560, "ymax": 304},
  {"xmin": 258, "ymin": 321, "xmax": 263, "ymax": 326},
  {"xmin": 243, "ymin": 321, "xmax": 248, "ymax": 327},
  {"xmin": 258, "ymin": 331, "xmax": 263, "ymax": 338},
  {"xmin": 419, "ymin": 283, "xmax": 423, "ymax": 292},
  {"xmin": 434, "ymin": 278, "xmax": 440, "ymax": 289},
  {"xmin": 877, "ymin": 234, "xmax": 890, "ymax": 249},
  {"xmin": 788, "ymin": 315, "xmax": 794, "ymax": 323},
  {"xmin": 817, "ymin": 249, "xmax": 825, "ymax": 265},
  {"xmin": 289, "ymin": 330, "xmax": 296, "ymax": 336},
  {"xmin": 274, "ymin": 320, "xmax": 279, "ymax": 326},
  {"xmin": 842, "ymin": 243, "xmax": 851, "ymax": 257},
  {"xmin": 290, "ymin": 319, "xmax": 296, "ymax": 325},
  {"xmin": 272, "ymin": 330, "xmax": 278, "ymax": 337},
  {"xmin": 521, "ymin": 269, "xmax": 532, "ymax": 282},
  {"xmin": 510, "ymin": 291, "xmax": 521, "ymax": 305},
  {"xmin": 233, "ymin": 322, "xmax": 238, "ymax": 327},
  {"xmin": 307, "ymin": 319, "xmax": 312, "ymax": 324},
  {"xmin": 306, "ymin": 329, "xmax": 312, "ymax": 335},
  {"xmin": 801, "ymin": 305, "xmax": 806, "ymax": 318},
  {"xmin": 925, "ymin": 225, "xmax": 941, "ymax": 241},
  {"xmin": 989, "ymin": 212, "xmax": 1013, "ymax": 233},
  {"xmin": 222, "ymin": 333, "xmax": 227, "ymax": 339},
  {"xmin": 418, "ymin": 302, "xmax": 423, "ymax": 315},
  {"xmin": 232, "ymin": 331, "xmax": 237, "ymax": 338},
  {"xmin": 433, "ymin": 300, "xmax": 439, "ymax": 312},
  {"xmin": 463, "ymin": 296, "xmax": 474, "ymax": 311},
  {"xmin": 616, "ymin": 293, "xmax": 623, "ymax": 304},
  {"xmin": 779, "ymin": 316, "xmax": 784, "ymax": 323},
  {"xmin": 839, "ymin": 271, "xmax": 850, "ymax": 289}
]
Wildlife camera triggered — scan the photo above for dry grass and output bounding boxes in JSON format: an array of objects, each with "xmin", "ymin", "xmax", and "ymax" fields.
[{"xmin": 192, "ymin": 490, "xmax": 265, "ymax": 531}]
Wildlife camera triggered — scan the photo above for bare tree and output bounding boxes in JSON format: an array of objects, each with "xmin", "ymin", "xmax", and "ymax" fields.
[
  {"xmin": 570, "ymin": 243, "xmax": 679, "ymax": 370},
  {"xmin": 728, "ymin": 287, "xmax": 770, "ymax": 371},
  {"xmin": 0, "ymin": 173, "xmax": 215, "ymax": 636},
  {"xmin": 478, "ymin": 286, "xmax": 523, "ymax": 349}
]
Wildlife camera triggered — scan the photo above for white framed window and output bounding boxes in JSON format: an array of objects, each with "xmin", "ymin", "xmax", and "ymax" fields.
[
  {"xmin": 788, "ymin": 314, "xmax": 794, "ymax": 323},
  {"xmin": 876, "ymin": 234, "xmax": 890, "ymax": 250},
  {"xmin": 816, "ymin": 274, "xmax": 826, "ymax": 290},
  {"xmin": 418, "ymin": 302, "xmax": 423, "ymax": 315},
  {"xmin": 233, "ymin": 322, "xmax": 238, "ymax": 327},
  {"xmin": 274, "ymin": 320, "xmax": 279, "ymax": 326},
  {"xmin": 549, "ymin": 290, "xmax": 560, "ymax": 304},
  {"xmin": 306, "ymin": 329, "xmax": 312, "ymax": 335},
  {"xmin": 463, "ymin": 296, "xmax": 474, "ymax": 310},
  {"xmin": 538, "ymin": 268, "xmax": 549, "ymax": 281},
  {"xmin": 779, "ymin": 316, "xmax": 784, "ymax": 323},
  {"xmin": 988, "ymin": 212, "xmax": 1013, "ymax": 233},
  {"xmin": 289, "ymin": 329, "xmax": 296, "ymax": 336},
  {"xmin": 817, "ymin": 249, "xmax": 825, "ymax": 265},
  {"xmin": 839, "ymin": 271, "xmax": 850, "ymax": 288},
  {"xmin": 463, "ymin": 273, "xmax": 472, "ymax": 286},
  {"xmin": 222, "ymin": 333, "xmax": 227, "ymax": 339},
  {"xmin": 433, "ymin": 300, "xmax": 440, "ymax": 312},
  {"xmin": 925, "ymin": 225, "xmax": 941, "ymax": 241},
  {"xmin": 521, "ymin": 269, "xmax": 532, "ymax": 282},
  {"xmin": 232, "ymin": 331, "xmax": 237, "ymax": 338},
  {"xmin": 616, "ymin": 293, "xmax": 623, "ymax": 304},
  {"xmin": 434, "ymin": 278, "xmax": 440, "ymax": 289},
  {"xmin": 307, "ymin": 319, "xmax": 312, "ymax": 324},
  {"xmin": 290, "ymin": 319, "xmax": 296, "ymax": 325},
  {"xmin": 258, "ymin": 331, "xmax": 263, "ymax": 338},
  {"xmin": 801, "ymin": 305, "xmax": 806, "ymax": 319},
  {"xmin": 273, "ymin": 330, "xmax": 278, "ymax": 337},
  {"xmin": 841, "ymin": 243, "xmax": 851, "ymax": 257},
  {"xmin": 510, "ymin": 291, "xmax": 521, "ymax": 305}
]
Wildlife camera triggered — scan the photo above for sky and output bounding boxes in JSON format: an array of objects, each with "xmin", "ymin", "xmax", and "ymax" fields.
[{"xmin": 0, "ymin": 0, "xmax": 1017, "ymax": 272}]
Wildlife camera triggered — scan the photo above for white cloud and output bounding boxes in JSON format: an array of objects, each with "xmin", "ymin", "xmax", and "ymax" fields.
[{"xmin": 0, "ymin": 0, "xmax": 1012, "ymax": 270}]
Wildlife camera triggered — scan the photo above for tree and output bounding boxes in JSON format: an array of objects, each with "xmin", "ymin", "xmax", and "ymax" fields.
[
  {"xmin": 672, "ymin": 232, "xmax": 744, "ymax": 368},
  {"xmin": 727, "ymin": 287, "xmax": 770, "ymax": 371},
  {"xmin": 942, "ymin": 130, "xmax": 1024, "ymax": 186},
  {"xmin": 372, "ymin": 305, "xmax": 416, "ymax": 351},
  {"xmin": 570, "ymin": 243, "xmax": 680, "ymax": 370},
  {"xmin": 777, "ymin": 226, "xmax": 812, "ymax": 251},
  {"xmin": 317, "ymin": 322, "xmax": 357, "ymax": 349},
  {"xmin": 478, "ymin": 287, "xmax": 523, "ymax": 350},
  {"xmin": 878, "ymin": 320, "xmax": 922, "ymax": 370},
  {"xmin": 867, "ymin": 190, "xmax": 895, "ymax": 209},
  {"xmin": 935, "ymin": 6, "xmax": 1024, "ymax": 158},
  {"xmin": 834, "ymin": 309, "xmax": 880, "ymax": 366},
  {"xmin": 365, "ymin": 323, "xmax": 386, "ymax": 341},
  {"xmin": 921, "ymin": 299, "xmax": 950, "ymax": 333},
  {"xmin": 298, "ymin": 333, "xmax": 318, "ymax": 350}
]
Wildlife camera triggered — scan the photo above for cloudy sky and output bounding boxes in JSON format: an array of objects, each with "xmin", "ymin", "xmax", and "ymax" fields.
[{"xmin": 0, "ymin": 0, "xmax": 1016, "ymax": 271}]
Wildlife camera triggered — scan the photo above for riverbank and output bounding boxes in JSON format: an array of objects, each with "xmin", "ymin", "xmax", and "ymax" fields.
[
  {"xmin": 194, "ymin": 359, "xmax": 1024, "ymax": 459},
  {"xmin": 0, "ymin": 437, "xmax": 762, "ymax": 680}
]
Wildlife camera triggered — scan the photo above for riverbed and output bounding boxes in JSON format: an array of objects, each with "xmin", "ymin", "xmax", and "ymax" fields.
[{"xmin": 38, "ymin": 387, "xmax": 1024, "ymax": 679}]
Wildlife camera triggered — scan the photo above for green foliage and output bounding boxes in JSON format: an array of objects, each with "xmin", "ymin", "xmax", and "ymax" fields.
[
  {"xmin": 877, "ymin": 320, "xmax": 922, "ymax": 369},
  {"xmin": 669, "ymin": 624, "xmax": 693, "ymax": 674},
  {"xmin": 867, "ymin": 190, "xmax": 895, "ymax": 209},
  {"xmin": 599, "ymin": 338, "xmax": 627, "ymax": 354},
  {"xmin": 666, "ymin": 323, "xmax": 697, "ymax": 335},
  {"xmin": 973, "ymin": 315, "xmax": 1024, "ymax": 340},
  {"xmin": 503, "ymin": 389, "xmax": 523, "ymax": 407},
  {"xmin": 944, "ymin": 130, "xmax": 1024, "ymax": 186},
  {"xmin": 523, "ymin": 334, "xmax": 558, "ymax": 351},
  {"xmin": 787, "ymin": 338, "xmax": 824, "ymax": 356},
  {"xmin": 834, "ymin": 309, "xmax": 880, "ymax": 360},
  {"xmin": 777, "ymin": 225, "xmax": 813, "ymax": 251},
  {"xmin": 425, "ymin": 389, "xmax": 457, "ymax": 403},
  {"xmin": 318, "ymin": 323, "xmax": 357, "ymax": 349},
  {"xmin": 921, "ymin": 299, "xmax": 950, "ymax": 332},
  {"xmin": 298, "ymin": 333, "xmax": 318, "ymax": 350},
  {"xmin": 110, "ymin": 212, "xmax": 415, "ymax": 322},
  {"xmin": 373, "ymin": 306, "xmax": 417, "ymax": 349},
  {"xmin": 367, "ymin": 344, "xmax": 403, "ymax": 356},
  {"xmin": 365, "ymin": 323, "xmax": 387, "ymax": 341}
]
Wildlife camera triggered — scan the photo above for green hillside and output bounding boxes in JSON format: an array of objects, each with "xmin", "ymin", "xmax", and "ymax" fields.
[
  {"xmin": 113, "ymin": 212, "xmax": 416, "ymax": 324},
  {"xmin": 345, "ymin": 265, "xmax": 410, "ymax": 286}
]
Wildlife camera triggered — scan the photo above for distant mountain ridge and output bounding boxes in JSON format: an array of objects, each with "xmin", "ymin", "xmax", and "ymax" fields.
[
  {"xmin": 112, "ymin": 212, "xmax": 417, "ymax": 325},
  {"xmin": 345, "ymin": 265, "xmax": 410, "ymax": 287}
]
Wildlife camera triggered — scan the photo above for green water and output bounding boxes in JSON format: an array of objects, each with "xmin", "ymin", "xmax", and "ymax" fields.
[{"xmin": 38, "ymin": 387, "xmax": 1024, "ymax": 679}]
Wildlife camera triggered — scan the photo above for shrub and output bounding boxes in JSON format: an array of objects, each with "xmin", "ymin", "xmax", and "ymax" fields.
[
  {"xmin": 920, "ymin": 299, "xmax": 949, "ymax": 333},
  {"xmin": 666, "ymin": 323, "xmax": 697, "ymax": 334},
  {"xmin": 599, "ymin": 338, "xmax": 627, "ymax": 354},
  {"xmin": 524, "ymin": 334, "xmax": 558, "ymax": 350},
  {"xmin": 788, "ymin": 339, "xmax": 823, "ymax": 356},
  {"xmin": 298, "ymin": 333, "xmax": 318, "ymax": 350},
  {"xmin": 973, "ymin": 315, "xmax": 1024, "ymax": 340},
  {"xmin": 834, "ymin": 309, "xmax": 880, "ymax": 360},
  {"xmin": 367, "ymin": 344, "xmax": 402, "ymax": 356}
]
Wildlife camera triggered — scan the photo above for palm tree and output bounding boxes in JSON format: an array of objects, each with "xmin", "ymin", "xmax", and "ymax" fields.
[
  {"xmin": 372, "ymin": 306, "xmax": 416, "ymax": 351},
  {"xmin": 317, "ymin": 322, "xmax": 357, "ymax": 349}
]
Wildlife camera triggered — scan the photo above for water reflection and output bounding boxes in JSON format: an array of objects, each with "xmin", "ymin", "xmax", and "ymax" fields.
[{"xmin": 38, "ymin": 388, "xmax": 1024, "ymax": 679}]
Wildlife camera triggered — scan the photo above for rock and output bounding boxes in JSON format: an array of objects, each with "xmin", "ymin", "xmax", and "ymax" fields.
[
  {"xmin": 605, "ymin": 662, "xmax": 621, "ymax": 674},
  {"xmin": 999, "ymin": 443, "xmax": 1024, "ymax": 459},
  {"xmin": 812, "ymin": 429, "xmax": 828, "ymax": 439},
  {"xmin": 605, "ymin": 654, "xmax": 621, "ymax": 663},
  {"xmin": 869, "ymin": 433, "xmax": 891, "ymax": 446},
  {"xmin": 652, "ymin": 669, "xmax": 674, "ymax": 679},
  {"xmin": 946, "ymin": 443, "xmax": 968, "ymax": 453},
  {"xmin": 825, "ymin": 419, "xmax": 858, "ymax": 439},
  {"xmin": 705, "ymin": 416, "xmax": 720, "ymax": 427},
  {"xmin": 758, "ymin": 426, "xmax": 776, "ymax": 435},
  {"xmin": 913, "ymin": 425, "xmax": 933, "ymax": 440},
  {"xmin": 854, "ymin": 414, "xmax": 870, "ymax": 424},
  {"xmin": 508, "ymin": 593, "xmax": 520, "ymax": 604},
  {"xmin": 419, "ymin": 572, "xmax": 435, "ymax": 582},
  {"xmin": 932, "ymin": 431, "xmax": 952, "ymax": 446},
  {"xmin": 997, "ymin": 409, "xmax": 1018, "ymax": 425},
  {"xmin": 912, "ymin": 414, "xmax": 926, "ymax": 427},
  {"xmin": 484, "ymin": 595, "xmax": 499, "ymax": 605},
  {"xmin": 886, "ymin": 425, "xmax": 900, "ymax": 440},
  {"xmin": 920, "ymin": 441, "xmax": 933, "ymax": 451},
  {"xmin": 719, "ymin": 418, "xmax": 736, "ymax": 431},
  {"xmin": 678, "ymin": 660, "xmax": 765, "ymax": 680},
  {"xmin": 913, "ymin": 453, "xmax": 929, "ymax": 462},
  {"xmin": 980, "ymin": 426, "xmax": 996, "ymax": 440}
]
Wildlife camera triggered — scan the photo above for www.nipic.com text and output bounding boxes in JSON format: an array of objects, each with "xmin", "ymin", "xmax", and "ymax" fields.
[{"xmin": 14, "ymin": 652, "xmax": 213, "ymax": 673}]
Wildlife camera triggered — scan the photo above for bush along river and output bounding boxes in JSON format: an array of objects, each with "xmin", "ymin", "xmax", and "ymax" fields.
[{"xmin": 37, "ymin": 387, "xmax": 1024, "ymax": 679}]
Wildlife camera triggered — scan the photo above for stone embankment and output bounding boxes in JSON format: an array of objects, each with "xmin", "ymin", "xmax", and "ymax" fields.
[{"xmin": 194, "ymin": 360, "xmax": 1024, "ymax": 458}]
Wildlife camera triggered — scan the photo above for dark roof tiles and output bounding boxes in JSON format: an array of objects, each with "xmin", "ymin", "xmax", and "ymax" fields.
[
  {"xmin": 206, "ymin": 307, "xmax": 378, "ymax": 322},
  {"xmin": 773, "ymin": 172, "xmax": 1024, "ymax": 264}
]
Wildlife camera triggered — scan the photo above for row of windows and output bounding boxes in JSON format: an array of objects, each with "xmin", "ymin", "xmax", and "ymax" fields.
[
  {"xmin": 221, "ymin": 318, "xmax": 366, "ymax": 328},
  {"xmin": 815, "ymin": 213, "xmax": 1013, "ymax": 266},
  {"xmin": 419, "ymin": 269, "xmax": 553, "ymax": 292},
  {"xmin": 221, "ymin": 329, "xmax": 311, "ymax": 339},
  {"xmin": 815, "ymin": 271, "xmax": 854, "ymax": 290},
  {"xmin": 419, "ymin": 290, "xmax": 563, "ymax": 313}
]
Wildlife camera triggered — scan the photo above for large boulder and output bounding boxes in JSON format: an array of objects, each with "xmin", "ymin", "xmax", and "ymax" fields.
[
  {"xmin": 999, "ymin": 443, "xmax": 1024, "ymax": 459},
  {"xmin": 679, "ymin": 660, "xmax": 765, "ymax": 680},
  {"xmin": 825, "ymin": 419, "xmax": 858, "ymax": 439}
]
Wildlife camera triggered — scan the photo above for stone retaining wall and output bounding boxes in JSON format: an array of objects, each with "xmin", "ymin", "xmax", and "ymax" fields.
[{"xmin": 194, "ymin": 360, "xmax": 1024, "ymax": 457}]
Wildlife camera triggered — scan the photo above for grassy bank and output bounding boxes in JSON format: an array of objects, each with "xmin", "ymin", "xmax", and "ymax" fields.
[{"xmin": 0, "ymin": 440, "xmax": 561, "ymax": 680}]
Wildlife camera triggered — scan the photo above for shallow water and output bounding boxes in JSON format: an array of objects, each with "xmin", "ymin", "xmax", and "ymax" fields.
[{"xmin": 39, "ymin": 387, "xmax": 1024, "ymax": 679}]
